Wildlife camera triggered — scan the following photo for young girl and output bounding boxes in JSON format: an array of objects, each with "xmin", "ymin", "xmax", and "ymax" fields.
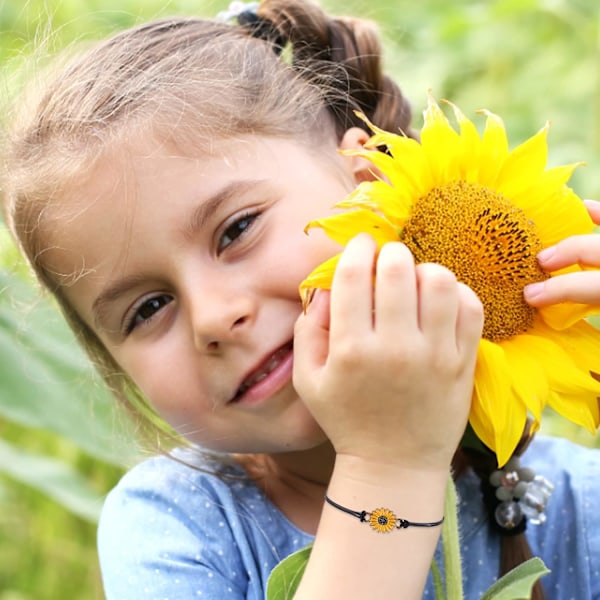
[{"xmin": 2, "ymin": 1, "xmax": 600, "ymax": 598}]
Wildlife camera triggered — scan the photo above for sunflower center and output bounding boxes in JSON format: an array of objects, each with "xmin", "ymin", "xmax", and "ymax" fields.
[{"xmin": 399, "ymin": 181, "xmax": 550, "ymax": 342}]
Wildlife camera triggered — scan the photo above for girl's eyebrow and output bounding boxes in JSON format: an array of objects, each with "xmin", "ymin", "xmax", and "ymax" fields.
[
  {"xmin": 92, "ymin": 178, "xmax": 268, "ymax": 329},
  {"xmin": 92, "ymin": 274, "xmax": 147, "ymax": 330},
  {"xmin": 183, "ymin": 178, "xmax": 268, "ymax": 239}
]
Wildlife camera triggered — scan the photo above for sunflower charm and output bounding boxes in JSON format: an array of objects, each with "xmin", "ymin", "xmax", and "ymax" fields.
[{"xmin": 368, "ymin": 508, "xmax": 397, "ymax": 533}]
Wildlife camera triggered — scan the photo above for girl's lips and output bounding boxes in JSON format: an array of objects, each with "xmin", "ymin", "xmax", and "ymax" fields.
[{"xmin": 231, "ymin": 341, "xmax": 294, "ymax": 405}]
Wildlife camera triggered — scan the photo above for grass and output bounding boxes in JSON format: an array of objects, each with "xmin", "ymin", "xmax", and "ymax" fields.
[{"xmin": 0, "ymin": 421, "xmax": 124, "ymax": 600}]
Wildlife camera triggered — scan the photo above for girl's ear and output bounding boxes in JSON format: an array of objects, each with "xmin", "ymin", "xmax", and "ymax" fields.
[{"xmin": 338, "ymin": 127, "xmax": 380, "ymax": 183}]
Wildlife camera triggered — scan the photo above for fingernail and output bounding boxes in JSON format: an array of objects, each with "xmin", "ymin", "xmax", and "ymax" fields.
[
  {"xmin": 307, "ymin": 289, "xmax": 327, "ymax": 312},
  {"xmin": 537, "ymin": 246, "xmax": 556, "ymax": 263},
  {"xmin": 523, "ymin": 281, "xmax": 544, "ymax": 300},
  {"xmin": 583, "ymin": 199, "xmax": 600, "ymax": 208}
]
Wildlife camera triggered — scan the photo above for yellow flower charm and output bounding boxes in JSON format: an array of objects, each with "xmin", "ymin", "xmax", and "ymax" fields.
[
  {"xmin": 369, "ymin": 508, "xmax": 397, "ymax": 533},
  {"xmin": 300, "ymin": 94, "xmax": 600, "ymax": 466}
]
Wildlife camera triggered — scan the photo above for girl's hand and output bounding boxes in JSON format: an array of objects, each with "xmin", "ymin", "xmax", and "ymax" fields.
[
  {"xmin": 524, "ymin": 199, "xmax": 600, "ymax": 306},
  {"xmin": 293, "ymin": 234, "xmax": 484, "ymax": 472}
]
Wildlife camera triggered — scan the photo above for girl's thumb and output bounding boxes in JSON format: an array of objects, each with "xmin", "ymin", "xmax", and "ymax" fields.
[{"xmin": 293, "ymin": 290, "xmax": 331, "ymax": 387}]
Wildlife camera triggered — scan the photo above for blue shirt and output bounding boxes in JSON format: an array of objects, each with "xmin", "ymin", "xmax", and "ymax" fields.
[{"xmin": 98, "ymin": 436, "xmax": 600, "ymax": 599}]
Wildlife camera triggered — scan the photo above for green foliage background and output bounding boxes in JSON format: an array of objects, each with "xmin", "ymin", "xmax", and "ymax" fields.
[{"xmin": 0, "ymin": 0, "xmax": 599, "ymax": 598}]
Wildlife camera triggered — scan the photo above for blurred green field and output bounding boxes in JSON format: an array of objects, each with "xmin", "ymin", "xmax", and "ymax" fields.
[{"xmin": 1, "ymin": 1, "xmax": 599, "ymax": 598}]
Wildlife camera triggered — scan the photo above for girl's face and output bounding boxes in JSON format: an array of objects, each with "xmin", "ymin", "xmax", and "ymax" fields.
[{"xmin": 53, "ymin": 133, "xmax": 363, "ymax": 454}]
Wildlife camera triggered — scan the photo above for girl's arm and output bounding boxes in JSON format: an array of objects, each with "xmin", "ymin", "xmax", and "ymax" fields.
[
  {"xmin": 524, "ymin": 199, "xmax": 600, "ymax": 306},
  {"xmin": 293, "ymin": 234, "xmax": 484, "ymax": 598}
]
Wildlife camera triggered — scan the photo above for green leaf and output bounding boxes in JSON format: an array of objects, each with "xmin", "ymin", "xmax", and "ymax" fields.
[
  {"xmin": 442, "ymin": 478, "xmax": 464, "ymax": 599},
  {"xmin": 266, "ymin": 544, "xmax": 312, "ymax": 600},
  {"xmin": 430, "ymin": 558, "xmax": 444, "ymax": 600},
  {"xmin": 481, "ymin": 557, "xmax": 550, "ymax": 600},
  {"xmin": 0, "ymin": 437, "xmax": 104, "ymax": 523},
  {"xmin": 0, "ymin": 270, "xmax": 137, "ymax": 465}
]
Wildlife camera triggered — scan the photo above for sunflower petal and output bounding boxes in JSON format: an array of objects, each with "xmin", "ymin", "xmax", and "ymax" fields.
[
  {"xmin": 471, "ymin": 340, "xmax": 527, "ymax": 466},
  {"xmin": 335, "ymin": 181, "xmax": 411, "ymax": 226},
  {"xmin": 539, "ymin": 301, "xmax": 600, "ymax": 331},
  {"xmin": 477, "ymin": 109, "xmax": 509, "ymax": 186},
  {"xmin": 445, "ymin": 99, "xmax": 482, "ymax": 181},
  {"xmin": 298, "ymin": 254, "xmax": 340, "ymax": 308},
  {"xmin": 534, "ymin": 319, "xmax": 600, "ymax": 390},
  {"xmin": 547, "ymin": 390, "xmax": 599, "ymax": 433},
  {"xmin": 305, "ymin": 209, "xmax": 398, "ymax": 248},
  {"xmin": 421, "ymin": 95, "xmax": 463, "ymax": 184},
  {"xmin": 344, "ymin": 149, "xmax": 430, "ymax": 199},
  {"xmin": 514, "ymin": 187, "xmax": 594, "ymax": 247},
  {"xmin": 510, "ymin": 322, "xmax": 600, "ymax": 430},
  {"xmin": 495, "ymin": 123, "xmax": 549, "ymax": 198},
  {"xmin": 499, "ymin": 335, "xmax": 548, "ymax": 422}
]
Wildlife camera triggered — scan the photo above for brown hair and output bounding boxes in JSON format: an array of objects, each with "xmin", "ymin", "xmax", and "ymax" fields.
[
  {"xmin": 1, "ymin": 0, "xmax": 415, "ymax": 441},
  {"xmin": 456, "ymin": 421, "xmax": 546, "ymax": 600}
]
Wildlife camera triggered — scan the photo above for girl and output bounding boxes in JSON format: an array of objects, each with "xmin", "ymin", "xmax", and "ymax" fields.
[{"xmin": 2, "ymin": 1, "xmax": 599, "ymax": 598}]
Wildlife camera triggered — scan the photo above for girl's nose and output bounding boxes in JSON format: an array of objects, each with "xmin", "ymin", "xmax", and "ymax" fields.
[{"xmin": 188, "ymin": 288, "xmax": 254, "ymax": 353}]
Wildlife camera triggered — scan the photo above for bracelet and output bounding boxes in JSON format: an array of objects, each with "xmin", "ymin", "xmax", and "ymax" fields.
[{"xmin": 324, "ymin": 495, "xmax": 444, "ymax": 534}]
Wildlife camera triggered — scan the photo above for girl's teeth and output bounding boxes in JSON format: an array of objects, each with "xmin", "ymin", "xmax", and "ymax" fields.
[{"xmin": 240, "ymin": 353, "xmax": 285, "ymax": 392}]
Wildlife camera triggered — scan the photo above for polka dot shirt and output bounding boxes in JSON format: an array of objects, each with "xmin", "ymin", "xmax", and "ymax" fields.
[{"xmin": 98, "ymin": 437, "xmax": 600, "ymax": 599}]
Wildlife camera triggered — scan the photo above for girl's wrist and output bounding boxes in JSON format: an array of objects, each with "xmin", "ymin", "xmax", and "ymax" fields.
[{"xmin": 328, "ymin": 454, "xmax": 449, "ymax": 522}]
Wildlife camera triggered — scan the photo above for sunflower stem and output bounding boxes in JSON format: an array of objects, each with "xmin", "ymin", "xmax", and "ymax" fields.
[
  {"xmin": 430, "ymin": 558, "xmax": 444, "ymax": 599},
  {"xmin": 442, "ymin": 476, "xmax": 464, "ymax": 599}
]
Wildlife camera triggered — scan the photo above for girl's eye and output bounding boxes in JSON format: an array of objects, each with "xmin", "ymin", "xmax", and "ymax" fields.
[
  {"xmin": 125, "ymin": 294, "xmax": 173, "ymax": 334},
  {"xmin": 218, "ymin": 212, "xmax": 259, "ymax": 254}
]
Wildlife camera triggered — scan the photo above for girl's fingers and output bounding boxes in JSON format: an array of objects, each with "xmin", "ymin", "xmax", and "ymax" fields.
[
  {"xmin": 524, "ymin": 271, "xmax": 600, "ymax": 306},
  {"xmin": 293, "ymin": 290, "xmax": 331, "ymax": 396},
  {"xmin": 414, "ymin": 262, "xmax": 459, "ymax": 344},
  {"xmin": 374, "ymin": 242, "xmax": 418, "ymax": 336},
  {"xmin": 537, "ymin": 234, "xmax": 600, "ymax": 271},
  {"xmin": 454, "ymin": 282, "xmax": 484, "ymax": 355},
  {"xmin": 584, "ymin": 199, "xmax": 600, "ymax": 225},
  {"xmin": 329, "ymin": 233, "xmax": 377, "ymax": 342}
]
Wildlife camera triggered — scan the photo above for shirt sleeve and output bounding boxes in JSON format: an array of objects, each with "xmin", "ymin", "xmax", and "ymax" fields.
[{"xmin": 97, "ymin": 460, "xmax": 250, "ymax": 600}]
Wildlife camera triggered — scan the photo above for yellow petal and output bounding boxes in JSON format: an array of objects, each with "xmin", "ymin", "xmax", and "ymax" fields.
[
  {"xmin": 534, "ymin": 319, "xmax": 600, "ymax": 388},
  {"xmin": 421, "ymin": 94, "xmax": 462, "ymax": 184},
  {"xmin": 445, "ymin": 99, "xmax": 482, "ymax": 182},
  {"xmin": 298, "ymin": 254, "xmax": 340, "ymax": 308},
  {"xmin": 547, "ymin": 390, "xmax": 599, "ymax": 433},
  {"xmin": 335, "ymin": 181, "xmax": 411, "ymax": 226},
  {"xmin": 539, "ymin": 301, "xmax": 600, "ymax": 330},
  {"xmin": 495, "ymin": 123, "xmax": 549, "ymax": 198},
  {"xmin": 499, "ymin": 335, "xmax": 548, "ymax": 422},
  {"xmin": 513, "ymin": 187, "xmax": 593, "ymax": 248},
  {"xmin": 510, "ymin": 162, "xmax": 583, "ymax": 214},
  {"xmin": 476, "ymin": 109, "xmax": 509, "ymax": 186},
  {"xmin": 347, "ymin": 147, "xmax": 431, "ymax": 199},
  {"xmin": 471, "ymin": 340, "xmax": 527, "ymax": 466},
  {"xmin": 305, "ymin": 209, "xmax": 398, "ymax": 248},
  {"xmin": 512, "ymin": 322, "xmax": 600, "ymax": 430}
]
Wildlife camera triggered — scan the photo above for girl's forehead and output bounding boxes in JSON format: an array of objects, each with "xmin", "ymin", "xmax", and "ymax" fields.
[{"xmin": 44, "ymin": 133, "xmax": 338, "ymax": 262}]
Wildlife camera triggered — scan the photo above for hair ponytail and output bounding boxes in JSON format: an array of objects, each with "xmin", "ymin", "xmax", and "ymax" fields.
[
  {"xmin": 458, "ymin": 421, "xmax": 547, "ymax": 600},
  {"xmin": 255, "ymin": 0, "xmax": 417, "ymax": 140}
]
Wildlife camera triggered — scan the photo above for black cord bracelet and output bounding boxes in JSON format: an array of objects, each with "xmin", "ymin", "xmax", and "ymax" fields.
[{"xmin": 324, "ymin": 494, "xmax": 445, "ymax": 534}]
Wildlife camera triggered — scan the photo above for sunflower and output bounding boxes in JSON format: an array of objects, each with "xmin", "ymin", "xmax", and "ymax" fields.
[
  {"xmin": 300, "ymin": 94, "xmax": 600, "ymax": 466},
  {"xmin": 368, "ymin": 508, "xmax": 397, "ymax": 533}
]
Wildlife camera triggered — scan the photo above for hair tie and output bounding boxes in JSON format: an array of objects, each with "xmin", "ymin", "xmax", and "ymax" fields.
[
  {"xmin": 487, "ymin": 456, "xmax": 554, "ymax": 535},
  {"xmin": 217, "ymin": 1, "xmax": 288, "ymax": 52}
]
